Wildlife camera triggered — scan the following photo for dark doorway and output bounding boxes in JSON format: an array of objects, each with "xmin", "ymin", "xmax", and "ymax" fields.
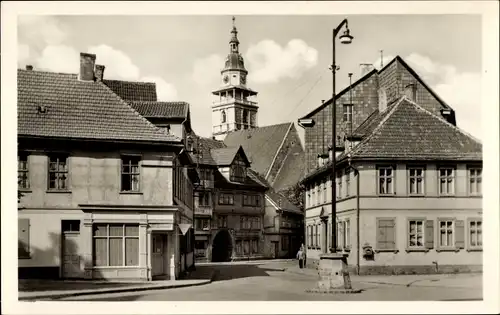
[{"xmin": 212, "ymin": 230, "xmax": 233, "ymax": 262}]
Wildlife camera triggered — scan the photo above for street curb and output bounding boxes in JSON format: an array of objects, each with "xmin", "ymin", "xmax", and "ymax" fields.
[{"xmin": 19, "ymin": 270, "xmax": 216, "ymax": 301}]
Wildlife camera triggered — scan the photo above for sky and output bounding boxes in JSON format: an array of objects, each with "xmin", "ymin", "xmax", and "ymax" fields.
[{"xmin": 17, "ymin": 14, "xmax": 482, "ymax": 141}]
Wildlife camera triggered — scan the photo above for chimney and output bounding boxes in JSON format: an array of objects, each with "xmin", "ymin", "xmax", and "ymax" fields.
[
  {"xmin": 378, "ymin": 87, "xmax": 388, "ymax": 112},
  {"xmin": 404, "ymin": 83, "xmax": 417, "ymax": 102},
  {"xmin": 26, "ymin": 65, "xmax": 33, "ymax": 71},
  {"xmin": 79, "ymin": 52, "xmax": 96, "ymax": 81},
  {"xmin": 95, "ymin": 64, "xmax": 105, "ymax": 82}
]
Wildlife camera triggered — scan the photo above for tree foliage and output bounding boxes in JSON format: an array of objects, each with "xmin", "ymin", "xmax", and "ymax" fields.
[{"xmin": 280, "ymin": 183, "xmax": 304, "ymax": 211}]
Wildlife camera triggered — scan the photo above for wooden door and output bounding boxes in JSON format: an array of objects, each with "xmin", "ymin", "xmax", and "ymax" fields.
[
  {"xmin": 62, "ymin": 233, "xmax": 81, "ymax": 278},
  {"xmin": 152, "ymin": 234, "xmax": 165, "ymax": 276}
]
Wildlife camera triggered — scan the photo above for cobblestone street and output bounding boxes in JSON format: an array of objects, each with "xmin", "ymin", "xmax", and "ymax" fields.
[{"xmin": 62, "ymin": 262, "xmax": 483, "ymax": 301}]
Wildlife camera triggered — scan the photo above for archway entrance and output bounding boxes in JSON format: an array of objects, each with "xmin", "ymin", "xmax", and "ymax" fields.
[{"xmin": 211, "ymin": 230, "xmax": 233, "ymax": 262}]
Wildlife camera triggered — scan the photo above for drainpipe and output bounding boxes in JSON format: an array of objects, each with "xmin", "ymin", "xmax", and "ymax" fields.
[{"xmin": 348, "ymin": 157, "xmax": 361, "ymax": 275}]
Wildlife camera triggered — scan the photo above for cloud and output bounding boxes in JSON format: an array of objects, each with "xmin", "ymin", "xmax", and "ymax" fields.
[
  {"xmin": 89, "ymin": 45, "xmax": 140, "ymax": 81},
  {"xmin": 142, "ymin": 76, "xmax": 178, "ymax": 101},
  {"xmin": 18, "ymin": 16, "xmax": 67, "ymax": 46},
  {"xmin": 192, "ymin": 54, "xmax": 224, "ymax": 87},
  {"xmin": 245, "ymin": 39, "xmax": 318, "ymax": 84},
  {"xmin": 18, "ymin": 44, "xmax": 30, "ymax": 65},
  {"xmin": 373, "ymin": 53, "xmax": 481, "ymax": 140},
  {"xmin": 35, "ymin": 45, "xmax": 78, "ymax": 73}
]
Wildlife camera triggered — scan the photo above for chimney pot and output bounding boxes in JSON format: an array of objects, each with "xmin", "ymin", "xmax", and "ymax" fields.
[
  {"xmin": 26, "ymin": 65, "xmax": 33, "ymax": 71},
  {"xmin": 95, "ymin": 64, "xmax": 105, "ymax": 82},
  {"xmin": 79, "ymin": 52, "xmax": 96, "ymax": 81}
]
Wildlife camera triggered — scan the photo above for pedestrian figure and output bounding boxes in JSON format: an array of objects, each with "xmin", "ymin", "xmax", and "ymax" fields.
[{"xmin": 296, "ymin": 245, "xmax": 306, "ymax": 269}]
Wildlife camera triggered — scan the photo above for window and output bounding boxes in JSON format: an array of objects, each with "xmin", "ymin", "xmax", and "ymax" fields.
[
  {"xmin": 230, "ymin": 160, "xmax": 246, "ymax": 182},
  {"xmin": 198, "ymin": 192, "xmax": 211, "ymax": 206},
  {"xmin": 343, "ymin": 104, "xmax": 353, "ymax": 123},
  {"xmin": 469, "ymin": 168, "xmax": 482, "ymax": 195},
  {"xmin": 318, "ymin": 182, "xmax": 323, "ymax": 204},
  {"xmin": 438, "ymin": 220, "xmax": 454, "ymax": 248},
  {"xmin": 243, "ymin": 195, "xmax": 260, "ymax": 207},
  {"xmin": 376, "ymin": 218, "xmax": 396, "ymax": 250},
  {"xmin": 93, "ymin": 224, "xmax": 139, "ymax": 267},
  {"xmin": 48, "ymin": 155, "xmax": 68, "ymax": 190},
  {"xmin": 221, "ymin": 110, "xmax": 226, "ymax": 123},
  {"xmin": 378, "ymin": 166, "xmax": 394, "ymax": 195},
  {"xmin": 251, "ymin": 239, "xmax": 258, "ymax": 254},
  {"xmin": 469, "ymin": 219, "xmax": 482, "ymax": 249},
  {"xmin": 439, "ymin": 167, "xmax": 454, "ymax": 195},
  {"xmin": 218, "ymin": 193, "xmax": 234, "ymax": 205},
  {"xmin": 308, "ymin": 225, "xmax": 313, "ymax": 248},
  {"xmin": 306, "ymin": 188, "xmax": 311, "ymax": 208},
  {"xmin": 344, "ymin": 220, "xmax": 351, "ymax": 249},
  {"xmin": 345, "ymin": 169, "xmax": 350, "ymax": 197},
  {"xmin": 408, "ymin": 220, "xmax": 425, "ymax": 248},
  {"xmin": 196, "ymin": 218, "xmax": 210, "ymax": 231},
  {"xmin": 281, "ymin": 235, "xmax": 289, "ymax": 251},
  {"xmin": 337, "ymin": 221, "xmax": 343, "ymax": 250},
  {"xmin": 236, "ymin": 240, "xmax": 242, "ymax": 255},
  {"xmin": 18, "ymin": 218, "xmax": 30, "ymax": 258},
  {"xmin": 243, "ymin": 109, "xmax": 249, "ymax": 124},
  {"xmin": 337, "ymin": 171, "xmax": 342, "ymax": 199},
  {"xmin": 314, "ymin": 224, "xmax": 319, "ymax": 248},
  {"xmin": 409, "ymin": 167, "xmax": 424, "ymax": 195},
  {"xmin": 217, "ymin": 215, "xmax": 227, "ymax": 228},
  {"xmin": 323, "ymin": 180, "xmax": 327, "ymax": 203},
  {"xmin": 311, "ymin": 184, "xmax": 316, "ymax": 206},
  {"xmin": 18, "ymin": 153, "xmax": 29, "ymax": 189},
  {"xmin": 121, "ymin": 156, "xmax": 140, "ymax": 192},
  {"xmin": 62, "ymin": 220, "xmax": 80, "ymax": 233},
  {"xmin": 243, "ymin": 240, "xmax": 250, "ymax": 255}
]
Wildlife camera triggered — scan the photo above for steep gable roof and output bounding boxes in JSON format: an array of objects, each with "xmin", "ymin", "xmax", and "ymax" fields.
[
  {"xmin": 213, "ymin": 165, "xmax": 267, "ymax": 190},
  {"xmin": 266, "ymin": 190, "xmax": 302, "ymax": 215},
  {"xmin": 130, "ymin": 101, "xmax": 188, "ymax": 119},
  {"xmin": 271, "ymin": 150, "xmax": 306, "ymax": 191},
  {"xmin": 103, "ymin": 79, "xmax": 157, "ymax": 102},
  {"xmin": 223, "ymin": 122, "xmax": 293, "ymax": 176},
  {"xmin": 210, "ymin": 146, "xmax": 250, "ymax": 166},
  {"xmin": 342, "ymin": 96, "xmax": 481, "ymax": 161},
  {"xmin": 17, "ymin": 69, "xmax": 179, "ymax": 143}
]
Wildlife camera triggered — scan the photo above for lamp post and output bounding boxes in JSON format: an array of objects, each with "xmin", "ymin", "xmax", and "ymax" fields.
[{"xmin": 329, "ymin": 18, "xmax": 353, "ymax": 254}]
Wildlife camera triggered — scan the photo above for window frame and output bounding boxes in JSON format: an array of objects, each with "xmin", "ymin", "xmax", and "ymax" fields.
[
  {"xmin": 408, "ymin": 166, "xmax": 425, "ymax": 196},
  {"xmin": 120, "ymin": 155, "xmax": 141, "ymax": 192},
  {"xmin": 18, "ymin": 152, "xmax": 30, "ymax": 190},
  {"xmin": 48, "ymin": 154, "xmax": 69, "ymax": 191},
  {"xmin": 217, "ymin": 215, "xmax": 228, "ymax": 228},
  {"xmin": 467, "ymin": 218, "xmax": 482, "ymax": 251},
  {"xmin": 375, "ymin": 217, "xmax": 398, "ymax": 253},
  {"xmin": 92, "ymin": 223, "xmax": 140, "ymax": 267},
  {"xmin": 437, "ymin": 218, "xmax": 455, "ymax": 250},
  {"xmin": 345, "ymin": 168, "xmax": 350, "ymax": 197},
  {"xmin": 407, "ymin": 218, "xmax": 426, "ymax": 250},
  {"xmin": 468, "ymin": 167, "xmax": 482, "ymax": 196},
  {"xmin": 218, "ymin": 193, "xmax": 234, "ymax": 205},
  {"xmin": 337, "ymin": 171, "xmax": 342, "ymax": 199},
  {"xmin": 377, "ymin": 165, "xmax": 395, "ymax": 196},
  {"xmin": 343, "ymin": 103, "xmax": 353, "ymax": 123},
  {"xmin": 438, "ymin": 166, "xmax": 455, "ymax": 196}
]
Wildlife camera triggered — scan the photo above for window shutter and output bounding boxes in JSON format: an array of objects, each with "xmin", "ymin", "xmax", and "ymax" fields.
[
  {"xmin": 455, "ymin": 220, "xmax": 465, "ymax": 249},
  {"xmin": 18, "ymin": 218, "xmax": 30, "ymax": 258},
  {"xmin": 376, "ymin": 220, "xmax": 386, "ymax": 249},
  {"xmin": 425, "ymin": 220, "xmax": 434, "ymax": 249},
  {"xmin": 385, "ymin": 220, "xmax": 396, "ymax": 249}
]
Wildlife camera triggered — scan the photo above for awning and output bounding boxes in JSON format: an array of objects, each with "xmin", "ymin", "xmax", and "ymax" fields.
[{"xmin": 178, "ymin": 223, "xmax": 192, "ymax": 235}]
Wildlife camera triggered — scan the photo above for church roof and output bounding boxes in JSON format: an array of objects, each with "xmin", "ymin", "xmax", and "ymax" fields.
[
  {"xmin": 103, "ymin": 79, "xmax": 157, "ymax": 102},
  {"xmin": 129, "ymin": 101, "xmax": 189, "ymax": 119}
]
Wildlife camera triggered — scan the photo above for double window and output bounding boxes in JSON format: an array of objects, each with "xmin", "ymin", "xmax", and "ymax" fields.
[
  {"xmin": 196, "ymin": 218, "xmax": 210, "ymax": 231},
  {"xmin": 197, "ymin": 191, "xmax": 211, "ymax": 207},
  {"xmin": 469, "ymin": 219, "xmax": 482, "ymax": 249},
  {"xmin": 243, "ymin": 195, "xmax": 260, "ymax": 207},
  {"xmin": 218, "ymin": 193, "xmax": 234, "ymax": 205},
  {"xmin": 121, "ymin": 156, "xmax": 140, "ymax": 192},
  {"xmin": 408, "ymin": 219, "xmax": 425, "ymax": 248},
  {"xmin": 240, "ymin": 216, "xmax": 260, "ymax": 230},
  {"xmin": 48, "ymin": 155, "xmax": 68, "ymax": 190},
  {"xmin": 408, "ymin": 167, "xmax": 424, "ymax": 195},
  {"xmin": 438, "ymin": 167, "xmax": 454, "ymax": 195},
  {"xmin": 93, "ymin": 224, "xmax": 139, "ymax": 267},
  {"xmin": 217, "ymin": 215, "xmax": 228, "ymax": 228},
  {"xmin": 18, "ymin": 153, "xmax": 30, "ymax": 190},
  {"xmin": 378, "ymin": 166, "xmax": 394, "ymax": 195},
  {"xmin": 469, "ymin": 168, "xmax": 482, "ymax": 195}
]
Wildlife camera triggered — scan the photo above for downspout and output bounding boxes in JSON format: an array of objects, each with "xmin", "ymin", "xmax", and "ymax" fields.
[{"xmin": 348, "ymin": 158, "xmax": 361, "ymax": 275}]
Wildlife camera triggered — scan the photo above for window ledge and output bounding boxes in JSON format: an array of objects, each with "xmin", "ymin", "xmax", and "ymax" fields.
[
  {"xmin": 375, "ymin": 249, "xmax": 399, "ymax": 253},
  {"xmin": 19, "ymin": 255, "xmax": 31, "ymax": 260},
  {"xmin": 466, "ymin": 248, "xmax": 483, "ymax": 252},
  {"xmin": 436, "ymin": 248, "xmax": 460, "ymax": 252},
  {"xmin": 437, "ymin": 195, "xmax": 456, "ymax": 198},
  {"xmin": 19, "ymin": 189, "xmax": 32, "ymax": 193},
  {"xmin": 408, "ymin": 194, "xmax": 425, "ymax": 197},
  {"xmin": 377, "ymin": 194, "xmax": 396, "ymax": 197},
  {"xmin": 120, "ymin": 191, "xmax": 143, "ymax": 195},
  {"xmin": 46, "ymin": 190, "xmax": 71, "ymax": 194},
  {"xmin": 405, "ymin": 248, "xmax": 430, "ymax": 253},
  {"xmin": 92, "ymin": 266, "xmax": 140, "ymax": 269}
]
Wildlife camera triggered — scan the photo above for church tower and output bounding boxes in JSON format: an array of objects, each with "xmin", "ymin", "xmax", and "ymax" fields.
[{"xmin": 212, "ymin": 17, "xmax": 259, "ymax": 141}]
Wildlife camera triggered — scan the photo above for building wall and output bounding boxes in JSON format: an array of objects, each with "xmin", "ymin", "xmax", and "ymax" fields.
[{"xmin": 20, "ymin": 151, "xmax": 175, "ymax": 209}]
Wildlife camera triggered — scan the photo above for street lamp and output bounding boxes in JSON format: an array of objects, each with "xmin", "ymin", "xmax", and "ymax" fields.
[{"xmin": 330, "ymin": 18, "xmax": 353, "ymax": 254}]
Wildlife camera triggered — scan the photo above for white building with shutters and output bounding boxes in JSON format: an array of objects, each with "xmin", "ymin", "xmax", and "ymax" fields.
[{"xmin": 300, "ymin": 95, "xmax": 482, "ymax": 275}]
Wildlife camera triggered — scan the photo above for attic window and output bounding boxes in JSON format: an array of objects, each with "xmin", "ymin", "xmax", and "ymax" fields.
[{"xmin": 37, "ymin": 105, "xmax": 47, "ymax": 114}]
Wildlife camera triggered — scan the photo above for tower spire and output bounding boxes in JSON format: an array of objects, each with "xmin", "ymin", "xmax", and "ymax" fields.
[{"xmin": 229, "ymin": 16, "xmax": 239, "ymax": 53}]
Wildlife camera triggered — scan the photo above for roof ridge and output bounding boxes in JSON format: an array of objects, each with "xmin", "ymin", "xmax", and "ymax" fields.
[
  {"xmin": 18, "ymin": 68, "xmax": 77, "ymax": 77},
  {"xmin": 402, "ymin": 96, "xmax": 482, "ymax": 144},
  {"xmin": 98, "ymin": 81, "xmax": 180, "ymax": 141},
  {"xmin": 103, "ymin": 78, "xmax": 157, "ymax": 85},
  {"xmin": 350, "ymin": 96, "xmax": 406, "ymax": 157}
]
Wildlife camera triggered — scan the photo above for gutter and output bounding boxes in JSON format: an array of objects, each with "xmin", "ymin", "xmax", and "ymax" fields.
[{"xmin": 347, "ymin": 157, "xmax": 361, "ymax": 275}]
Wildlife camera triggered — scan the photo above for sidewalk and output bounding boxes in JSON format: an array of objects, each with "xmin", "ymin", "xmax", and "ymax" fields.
[
  {"xmin": 282, "ymin": 265, "xmax": 482, "ymax": 289},
  {"xmin": 19, "ymin": 267, "xmax": 216, "ymax": 301}
]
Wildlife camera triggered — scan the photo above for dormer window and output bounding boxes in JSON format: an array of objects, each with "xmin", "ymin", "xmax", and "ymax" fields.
[{"xmin": 230, "ymin": 159, "xmax": 246, "ymax": 182}]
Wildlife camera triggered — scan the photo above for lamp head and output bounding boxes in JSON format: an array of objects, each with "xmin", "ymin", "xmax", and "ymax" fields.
[{"xmin": 339, "ymin": 28, "xmax": 353, "ymax": 44}]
